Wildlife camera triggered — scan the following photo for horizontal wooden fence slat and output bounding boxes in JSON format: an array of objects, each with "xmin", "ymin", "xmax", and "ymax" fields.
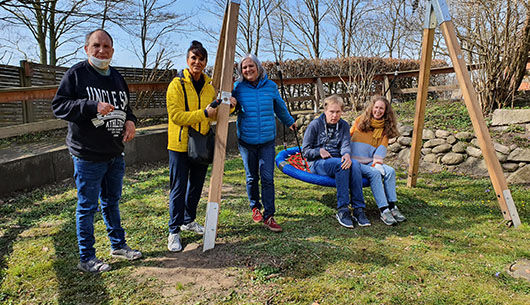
[
  {"xmin": 395, "ymin": 84, "xmax": 460, "ymax": 94},
  {"xmin": 0, "ymin": 119, "xmax": 67, "ymax": 139},
  {"xmin": 0, "ymin": 108, "xmax": 169, "ymax": 139}
]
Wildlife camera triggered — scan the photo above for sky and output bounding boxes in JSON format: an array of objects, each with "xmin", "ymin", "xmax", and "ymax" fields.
[
  {"xmin": 0, "ymin": 1, "xmax": 231, "ymax": 71},
  {"xmin": 107, "ymin": 1, "xmax": 210, "ymax": 71}
]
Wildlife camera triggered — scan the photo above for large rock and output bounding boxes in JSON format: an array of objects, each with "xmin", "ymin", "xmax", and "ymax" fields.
[
  {"xmin": 388, "ymin": 142, "xmax": 402, "ymax": 153},
  {"xmin": 421, "ymin": 148, "xmax": 432, "ymax": 155},
  {"xmin": 502, "ymin": 162, "xmax": 520, "ymax": 172},
  {"xmin": 446, "ymin": 135, "xmax": 457, "ymax": 145},
  {"xmin": 466, "ymin": 146, "xmax": 482, "ymax": 158},
  {"xmin": 423, "ymin": 153, "xmax": 438, "ymax": 163},
  {"xmin": 493, "ymin": 142, "xmax": 511, "ymax": 155},
  {"xmin": 507, "ymin": 148, "xmax": 530, "ymax": 162},
  {"xmin": 460, "ymin": 156, "xmax": 489, "ymax": 177},
  {"xmin": 471, "ymin": 138, "xmax": 479, "ymax": 147},
  {"xmin": 423, "ymin": 129, "xmax": 435, "ymax": 140},
  {"xmin": 496, "ymin": 151, "xmax": 508, "ymax": 163},
  {"xmin": 435, "ymin": 129, "xmax": 451, "ymax": 138},
  {"xmin": 398, "ymin": 148, "xmax": 410, "ymax": 163},
  {"xmin": 452, "ymin": 142, "xmax": 467, "ymax": 153},
  {"xmin": 398, "ymin": 136, "xmax": 412, "ymax": 146},
  {"xmin": 432, "ymin": 144, "xmax": 452, "ymax": 153},
  {"xmin": 424, "ymin": 138, "xmax": 446, "ymax": 148},
  {"xmin": 455, "ymin": 131, "xmax": 474, "ymax": 141},
  {"xmin": 420, "ymin": 160, "xmax": 444, "ymax": 173},
  {"xmin": 399, "ymin": 125, "xmax": 413, "ymax": 137},
  {"xmin": 507, "ymin": 165, "xmax": 530, "ymax": 184},
  {"xmin": 491, "ymin": 109, "xmax": 530, "ymax": 126},
  {"xmin": 441, "ymin": 153, "xmax": 465, "ymax": 165}
]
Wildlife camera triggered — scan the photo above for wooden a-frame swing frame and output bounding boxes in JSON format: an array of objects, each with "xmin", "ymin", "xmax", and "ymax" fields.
[
  {"xmin": 408, "ymin": 0, "xmax": 521, "ymax": 227},
  {"xmin": 203, "ymin": 0, "xmax": 521, "ymax": 251}
]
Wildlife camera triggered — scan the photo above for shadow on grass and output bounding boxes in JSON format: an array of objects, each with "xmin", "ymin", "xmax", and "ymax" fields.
[
  {"xmin": 52, "ymin": 214, "xmax": 112, "ymax": 305},
  {"xmin": 0, "ymin": 181, "xmax": 113, "ymax": 304}
]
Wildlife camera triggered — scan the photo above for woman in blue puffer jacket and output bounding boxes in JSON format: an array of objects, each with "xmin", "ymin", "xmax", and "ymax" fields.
[{"xmin": 232, "ymin": 54, "xmax": 296, "ymax": 232}]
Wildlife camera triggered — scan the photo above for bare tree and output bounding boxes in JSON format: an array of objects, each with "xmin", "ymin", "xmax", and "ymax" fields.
[
  {"xmin": 93, "ymin": 0, "xmax": 135, "ymax": 29},
  {"xmin": 120, "ymin": 0, "xmax": 188, "ymax": 108},
  {"xmin": 280, "ymin": 0, "xmax": 332, "ymax": 59},
  {"xmin": 453, "ymin": 0, "xmax": 530, "ymax": 112},
  {"xmin": 200, "ymin": 0, "xmax": 277, "ymax": 58},
  {"xmin": 0, "ymin": 0, "xmax": 90, "ymax": 66},
  {"xmin": 328, "ymin": 0, "xmax": 374, "ymax": 58}
]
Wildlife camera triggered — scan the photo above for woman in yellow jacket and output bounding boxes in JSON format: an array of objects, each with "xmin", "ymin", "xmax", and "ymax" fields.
[{"xmin": 166, "ymin": 41, "xmax": 235, "ymax": 252}]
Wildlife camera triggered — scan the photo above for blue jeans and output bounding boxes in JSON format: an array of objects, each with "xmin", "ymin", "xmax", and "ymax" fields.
[
  {"xmin": 168, "ymin": 150, "xmax": 209, "ymax": 234},
  {"xmin": 310, "ymin": 157, "xmax": 365, "ymax": 212},
  {"xmin": 360, "ymin": 163, "xmax": 397, "ymax": 209},
  {"xmin": 72, "ymin": 155, "xmax": 126, "ymax": 262},
  {"xmin": 238, "ymin": 139, "xmax": 276, "ymax": 219}
]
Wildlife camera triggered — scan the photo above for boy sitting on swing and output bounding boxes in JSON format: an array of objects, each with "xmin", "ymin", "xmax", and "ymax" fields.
[{"xmin": 302, "ymin": 95, "xmax": 370, "ymax": 228}]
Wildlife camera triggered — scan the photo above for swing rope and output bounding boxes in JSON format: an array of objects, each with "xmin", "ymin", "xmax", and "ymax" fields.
[{"xmin": 263, "ymin": 4, "xmax": 309, "ymax": 172}]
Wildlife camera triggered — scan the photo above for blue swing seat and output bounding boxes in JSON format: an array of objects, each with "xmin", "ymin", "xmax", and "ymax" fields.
[{"xmin": 275, "ymin": 147, "xmax": 370, "ymax": 187}]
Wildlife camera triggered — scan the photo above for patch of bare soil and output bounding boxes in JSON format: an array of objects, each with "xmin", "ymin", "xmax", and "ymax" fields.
[{"xmin": 134, "ymin": 242, "xmax": 247, "ymax": 304}]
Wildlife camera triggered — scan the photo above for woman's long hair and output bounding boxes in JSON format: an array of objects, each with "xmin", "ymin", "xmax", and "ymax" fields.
[{"xmin": 357, "ymin": 96, "xmax": 400, "ymax": 139}]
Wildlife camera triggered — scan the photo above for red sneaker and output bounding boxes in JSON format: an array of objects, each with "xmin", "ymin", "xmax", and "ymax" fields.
[
  {"xmin": 263, "ymin": 217, "xmax": 282, "ymax": 232},
  {"xmin": 252, "ymin": 207, "xmax": 263, "ymax": 223}
]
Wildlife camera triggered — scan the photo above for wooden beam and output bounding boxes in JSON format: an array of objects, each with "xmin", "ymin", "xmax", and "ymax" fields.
[
  {"xmin": 407, "ymin": 28, "xmax": 435, "ymax": 188},
  {"xmin": 314, "ymin": 77, "xmax": 325, "ymax": 113},
  {"xmin": 383, "ymin": 76, "xmax": 392, "ymax": 101},
  {"xmin": 395, "ymin": 84, "xmax": 459, "ymax": 94},
  {"xmin": 0, "ymin": 82, "xmax": 170, "ymax": 103},
  {"xmin": 0, "ymin": 119, "xmax": 67, "ymax": 139},
  {"xmin": 203, "ymin": 0, "xmax": 240, "ymax": 251},
  {"xmin": 440, "ymin": 20, "xmax": 520, "ymax": 227}
]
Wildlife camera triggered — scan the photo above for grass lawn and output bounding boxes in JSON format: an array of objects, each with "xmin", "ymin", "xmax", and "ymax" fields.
[{"xmin": 0, "ymin": 154, "xmax": 529, "ymax": 304}]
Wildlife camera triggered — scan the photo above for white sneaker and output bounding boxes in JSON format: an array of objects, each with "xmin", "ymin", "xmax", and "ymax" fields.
[
  {"xmin": 391, "ymin": 206, "xmax": 406, "ymax": 222},
  {"xmin": 180, "ymin": 221, "xmax": 205, "ymax": 235},
  {"xmin": 380, "ymin": 208, "xmax": 397, "ymax": 226},
  {"xmin": 167, "ymin": 233, "xmax": 182, "ymax": 252}
]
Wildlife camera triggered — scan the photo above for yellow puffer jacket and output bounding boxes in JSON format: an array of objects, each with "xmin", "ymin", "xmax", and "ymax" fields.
[{"xmin": 166, "ymin": 69, "xmax": 216, "ymax": 152}]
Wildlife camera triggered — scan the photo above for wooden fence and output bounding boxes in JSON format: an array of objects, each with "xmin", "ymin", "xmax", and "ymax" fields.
[{"xmin": 1, "ymin": 60, "xmax": 528, "ymax": 139}]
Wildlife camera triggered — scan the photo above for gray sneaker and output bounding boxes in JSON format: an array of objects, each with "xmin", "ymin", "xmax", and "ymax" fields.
[
  {"xmin": 167, "ymin": 232, "xmax": 182, "ymax": 252},
  {"xmin": 391, "ymin": 207, "xmax": 406, "ymax": 222},
  {"xmin": 180, "ymin": 221, "xmax": 205, "ymax": 235},
  {"xmin": 77, "ymin": 257, "xmax": 111, "ymax": 273},
  {"xmin": 111, "ymin": 245, "xmax": 142, "ymax": 260},
  {"xmin": 380, "ymin": 208, "xmax": 397, "ymax": 226}
]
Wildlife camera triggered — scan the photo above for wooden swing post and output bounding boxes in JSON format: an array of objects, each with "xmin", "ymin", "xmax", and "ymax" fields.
[
  {"xmin": 203, "ymin": 0, "xmax": 241, "ymax": 251},
  {"xmin": 407, "ymin": 0, "xmax": 521, "ymax": 227}
]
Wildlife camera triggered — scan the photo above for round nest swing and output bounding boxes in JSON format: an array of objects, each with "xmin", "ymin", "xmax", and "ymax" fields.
[{"xmin": 275, "ymin": 147, "xmax": 370, "ymax": 187}]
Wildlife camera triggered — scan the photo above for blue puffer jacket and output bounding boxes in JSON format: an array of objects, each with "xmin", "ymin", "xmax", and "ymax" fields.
[{"xmin": 232, "ymin": 74, "xmax": 295, "ymax": 145}]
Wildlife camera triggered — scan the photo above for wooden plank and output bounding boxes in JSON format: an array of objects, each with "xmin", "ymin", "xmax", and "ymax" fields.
[
  {"xmin": 441, "ymin": 20, "xmax": 520, "ymax": 227},
  {"xmin": 286, "ymin": 95, "xmax": 314, "ymax": 102},
  {"xmin": 383, "ymin": 76, "xmax": 392, "ymax": 101},
  {"xmin": 0, "ymin": 107, "xmax": 168, "ymax": 138},
  {"xmin": 407, "ymin": 28, "xmax": 435, "ymax": 188},
  {"xmin": 203, "ymin": 0, "xmax": 240, "ymax": 252},
  {"xmin": 134, "ymin": 108, "xmax": 167, "ymax": 118},
  {"xmin": 395, "ymin": 84, "xmax": 459, "ymax": 94},
  {"xmin": 0, "ymin": 82, "xmax": 170, "ymax": 104},
  {"xmin": 0, "ymin": 119, "xmax": 67, "ymax": 139},
  {"xmin": 211, "ymin": 0, "xmax": 230, "ymax": 92},
  {"xmin": 314, "ymin": 77, "xmax": 325, "ymax": 113}
]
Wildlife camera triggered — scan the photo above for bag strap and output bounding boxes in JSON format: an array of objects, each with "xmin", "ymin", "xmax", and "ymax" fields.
[
  {"xmin": 179, "ymin": 79, "xmax": 189, "ymax": 111},
  {"xmin": 180, "ymin": 76, "xmax": 203, "ymax": 132}
]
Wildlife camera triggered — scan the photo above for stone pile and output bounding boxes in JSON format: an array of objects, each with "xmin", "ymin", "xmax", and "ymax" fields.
[
  {"xmin": 387, "ymin": 125, "xmax": 530, "ymax": 184},
  {"xmin": 292, "ymin": 112, "xmax": 529, "ymax": 184}
]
